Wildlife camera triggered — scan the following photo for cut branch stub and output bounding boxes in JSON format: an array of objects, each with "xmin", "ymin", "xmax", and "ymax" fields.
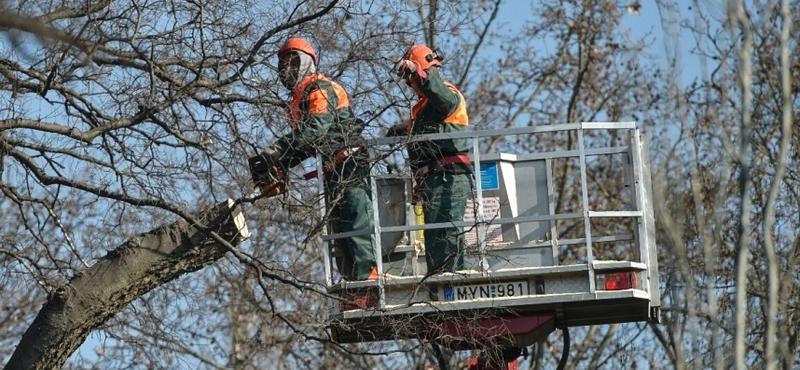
[{"xmin": 4, "ymin": 198, "xmax": 250, "ymax": 370}]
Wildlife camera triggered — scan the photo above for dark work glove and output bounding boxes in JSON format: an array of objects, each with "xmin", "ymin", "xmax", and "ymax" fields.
[
  {"xmin": 248, "ymin": 153, "xmax": 282, "ymax": 185},
  {"xmin": 386, "ymin": 123, "xmax": 408, "ymax": 137},
  {"xmin": 248, "ymin": 151, "xmax": 288, "ymax": 198}
]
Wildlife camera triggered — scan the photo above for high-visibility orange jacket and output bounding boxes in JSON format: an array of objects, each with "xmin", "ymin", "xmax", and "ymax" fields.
[
  {"xmin": 405, "ymin": 68, "xmax": 470, "ymax": 173},
  {"xmin": 267, "ymin": 73, "xmax": 365, "ymax": 168}
]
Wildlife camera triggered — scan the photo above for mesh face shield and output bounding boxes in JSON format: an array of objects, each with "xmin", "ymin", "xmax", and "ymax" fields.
[{"xmin": 278, "ymin": 51, "xmax": 317, "ymax": 90}]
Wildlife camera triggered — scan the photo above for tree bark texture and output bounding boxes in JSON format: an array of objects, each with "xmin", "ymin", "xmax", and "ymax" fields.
[{"xmin": 4, "ymin": 199, "xmax": 250, "ymax": 370}]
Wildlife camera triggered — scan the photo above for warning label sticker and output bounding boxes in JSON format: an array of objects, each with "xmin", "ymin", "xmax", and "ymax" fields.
[{"xmin": 463, "ymin": 196, "xmax": 503, "ymax": 245}]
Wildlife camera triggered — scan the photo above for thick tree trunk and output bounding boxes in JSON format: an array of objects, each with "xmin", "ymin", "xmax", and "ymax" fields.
[{"xmin": 4, "ymin": 199, "xmax": 250, "ymax": 370}]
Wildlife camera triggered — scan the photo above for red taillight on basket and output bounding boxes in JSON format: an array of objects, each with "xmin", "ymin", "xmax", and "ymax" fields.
[
  {"xmin": 341, "ymin": 289, "xmax": 378, "ymax": 311},
  {"xmin": 601, "ymin": 271, "xmax": 638, "ymax": 290}
]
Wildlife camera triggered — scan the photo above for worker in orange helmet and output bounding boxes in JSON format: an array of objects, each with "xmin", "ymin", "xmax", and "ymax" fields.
[
  {"xmin": 388, "ymin": 45, "xmax": 473, "ymax": 277},
  {"xmin": 248, "ymin": 37, "xmax": 378, "ymax": 281}
]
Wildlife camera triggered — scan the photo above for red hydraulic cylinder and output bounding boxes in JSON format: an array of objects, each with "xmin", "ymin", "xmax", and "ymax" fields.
[
  {"xmin": 429, "ymin": 312, "xmax": 556, "ymax": 351},
  {"xmin": 467, "ymin": 352, "xmax": 520, "ymax": 370}
]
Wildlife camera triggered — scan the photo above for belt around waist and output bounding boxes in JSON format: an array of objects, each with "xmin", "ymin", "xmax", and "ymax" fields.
[{"xmin": 438, "ymin": 154, "xmax": 470, "ymax": 165}]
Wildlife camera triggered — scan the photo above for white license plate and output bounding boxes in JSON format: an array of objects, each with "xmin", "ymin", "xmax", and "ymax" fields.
[{"xmin": 444, "ymin": 281, "xmax": 530, "ymax": 301}]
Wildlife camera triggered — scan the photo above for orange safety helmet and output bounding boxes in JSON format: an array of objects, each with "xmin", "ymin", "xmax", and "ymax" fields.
[
  {"xmin": 403, "ymin": 45, "xmax": 443, "ymax": 70},
  {"xmin": 278, "ymin": 37, "xmax": 317, "ymax": 65}
]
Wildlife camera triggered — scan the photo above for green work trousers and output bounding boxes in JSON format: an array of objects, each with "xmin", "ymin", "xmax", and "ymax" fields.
[
  {"xmin": 326, "ymin": 158, "xmax": 377, "ymax": 281},
  {"xmin": 419, "ymin": 171, "xmax": 472, "ymax": 274}
]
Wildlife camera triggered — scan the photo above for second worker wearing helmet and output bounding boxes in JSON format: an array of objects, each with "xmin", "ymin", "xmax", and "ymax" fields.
[{"xmin": 390, "ymin": 45, "xmax": 474, "ymax": 275}]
